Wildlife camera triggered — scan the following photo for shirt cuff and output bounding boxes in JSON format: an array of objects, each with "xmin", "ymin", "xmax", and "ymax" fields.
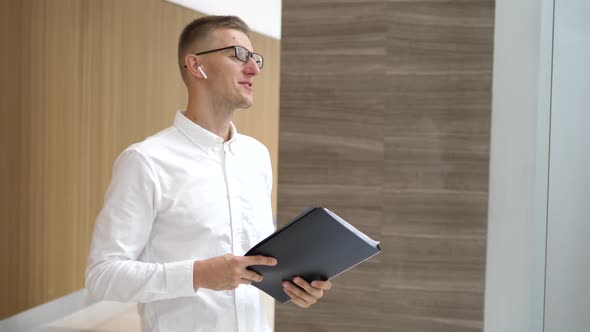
[{"xmin": 164, "ymin": 260, "xmax": 197, "ymax": 296}]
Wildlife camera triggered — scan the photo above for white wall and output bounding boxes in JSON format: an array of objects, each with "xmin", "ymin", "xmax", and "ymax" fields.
[
  {"xmin": 485, "ymin": 0, "xmax": 590, "ymax": 331},
  {"xmin": 544, "ymin": 0, "xmax": 590, "ymax": 330},
  {"xmin": 484, "ymin": 0, "xmax": 551, "ymax": 330},
  {"xmin": 163, "ymin": 0, "xmax": 282, "ymax": 40}
]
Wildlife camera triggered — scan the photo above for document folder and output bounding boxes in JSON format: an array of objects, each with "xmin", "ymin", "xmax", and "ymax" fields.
[{"xmin": 245, "ymin": 207, "xmax": 381, "ymax": 303}]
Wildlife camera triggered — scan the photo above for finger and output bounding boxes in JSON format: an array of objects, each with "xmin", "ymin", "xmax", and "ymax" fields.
[
  {"xmin": 282, "ymin": 281, "xmax": 316, "ymax": 305},
  {"xmin": 242, "ymin": 269, "xmax": 264, "ymax": 283},
  {"xmin": 311, "ymin": 280, "xmax": 332, "ymax": 290},
  {"xmin": 283, "ymin": 287, "xmax": 310, "ymax": 308},
  {"xmin": 292, "ymin": 277, "xmax": 323, "ymax": 299},
  {"xmin": 242, "ymin": 255, "xmax": 278, "ymax": 267}
]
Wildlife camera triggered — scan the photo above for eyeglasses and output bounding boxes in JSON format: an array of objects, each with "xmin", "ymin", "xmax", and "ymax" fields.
[{"xmin": 187, "ymin": 45, "xmax": 264, "ymax": 69}]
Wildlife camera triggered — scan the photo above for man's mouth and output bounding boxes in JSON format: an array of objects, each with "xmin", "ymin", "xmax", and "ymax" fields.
[{"xmin": 239, "ymin": 81, "xmax": 253, "ymax": 89}]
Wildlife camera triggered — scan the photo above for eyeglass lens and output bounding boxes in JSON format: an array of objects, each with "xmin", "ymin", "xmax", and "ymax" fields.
[{"xmin": 235, "ymin": 46, "xmax": 263, "ymax": 69}]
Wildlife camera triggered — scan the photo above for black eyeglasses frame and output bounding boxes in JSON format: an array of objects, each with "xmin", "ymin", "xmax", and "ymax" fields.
[{"xmin": 184, "ymin": 45, "xmax": 264, "ymax": 69}]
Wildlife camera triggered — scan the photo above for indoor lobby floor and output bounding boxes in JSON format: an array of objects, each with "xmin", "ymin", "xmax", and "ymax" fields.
[
  {"xmin": 0, "ymin": 291, "xmax": 140, "ymax": 332},
  {"xmin": 31, "ymin": 302, "xmax": 140, "ymax": 332}
]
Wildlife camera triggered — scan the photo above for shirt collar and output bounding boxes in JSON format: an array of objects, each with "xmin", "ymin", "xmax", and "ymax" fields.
[{"xmin": 174, "ymin": 110, "xmax": 239, "ymax": 155}]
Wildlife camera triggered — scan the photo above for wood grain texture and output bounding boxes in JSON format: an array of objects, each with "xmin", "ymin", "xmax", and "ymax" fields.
[
  {"xmin": 278, "ymin": 0, "xmax": 493, "ymax": 331},
  {"xmin": 0, "ymin": 0, "xmax": 25, "ymax": 320},
  {"xmin": 0, "ymin": 0, "xmax": 280, "ymax": 319}
]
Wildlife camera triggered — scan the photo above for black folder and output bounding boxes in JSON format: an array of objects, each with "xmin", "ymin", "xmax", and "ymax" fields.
[{"xmin": 245, "ymin": 207, "xmax": 381, "ymax": 303}]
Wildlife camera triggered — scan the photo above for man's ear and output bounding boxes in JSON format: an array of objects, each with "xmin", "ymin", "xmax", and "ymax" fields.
[
  {"xmin": 184, "ymin": 53, "xmax": 197, "ymax": 69},
  {"xmin": 184, "ymin": 54, "xmax": 206, "ymax": 79}
]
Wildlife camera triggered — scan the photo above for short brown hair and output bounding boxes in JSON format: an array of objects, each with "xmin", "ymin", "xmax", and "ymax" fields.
[{"xmin": 178, "ymin": 16, "xmax": 250, "ymax": 83}]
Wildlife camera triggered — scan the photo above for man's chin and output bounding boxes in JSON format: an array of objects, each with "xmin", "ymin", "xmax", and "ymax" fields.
[{"xmin": 236, "ymin": 98, "xmax": 254, "ymax": 109}]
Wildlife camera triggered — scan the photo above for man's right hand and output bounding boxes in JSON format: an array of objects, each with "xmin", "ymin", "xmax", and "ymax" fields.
[{"xmin": 192, "ymin": 254, "xmax": 277, "ymax": 291}]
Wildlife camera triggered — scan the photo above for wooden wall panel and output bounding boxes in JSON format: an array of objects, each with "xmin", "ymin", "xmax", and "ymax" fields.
[
  {"xmin": 0, "ymin": 0, "xmax": 280, "ymax": 319},
  {"xmin": 0, "ymin": 0, "xmax": 25, "ymax": 319},
  {"xmin": 278, "ymin": 1, "xmax": 387, "ymax": 331},
  {"xmin": 278, "ymin": 0, "xmax": 493, "ymax": 331}
]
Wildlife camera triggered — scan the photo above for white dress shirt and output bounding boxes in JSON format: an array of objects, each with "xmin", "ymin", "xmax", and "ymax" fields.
[{"xmin": 85, "ymin": 110, "xmax": 275, "ymax": 332}]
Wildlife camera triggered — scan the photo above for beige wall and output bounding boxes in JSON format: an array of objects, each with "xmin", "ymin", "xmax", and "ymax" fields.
[
  {"xmin": 277, "ymin": 1, "xmax": 493, "ymax": 331},
  {"xmin": 0, "ymin": 0, "xmax": 280, "ymax": 319}
]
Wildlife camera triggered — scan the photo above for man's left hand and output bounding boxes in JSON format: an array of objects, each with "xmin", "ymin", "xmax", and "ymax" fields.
[{"xmin": 282, "ymin": 277, "xmax": 332, "ymax": 308}]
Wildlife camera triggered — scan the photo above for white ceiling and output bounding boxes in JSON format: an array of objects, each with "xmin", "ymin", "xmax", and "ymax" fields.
[{"xmin": 164, "ymin": 0, "xmax": 282, "ymax": 40}]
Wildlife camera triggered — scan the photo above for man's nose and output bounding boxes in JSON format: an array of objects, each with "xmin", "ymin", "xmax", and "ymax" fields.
[{"xmin": 245, "ymin": 56, "xmax": 260, "ymax": 75}]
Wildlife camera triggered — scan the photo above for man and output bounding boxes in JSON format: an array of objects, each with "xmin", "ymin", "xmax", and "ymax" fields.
[{"xmin": 85, "ymin": 16, "xmax": 331, "ymax": 332}]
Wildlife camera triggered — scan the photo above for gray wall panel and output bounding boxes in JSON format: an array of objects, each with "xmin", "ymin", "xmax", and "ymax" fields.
[{"xmin": 278, "ymin": 1, "xmax": 494, "ymax": 331}]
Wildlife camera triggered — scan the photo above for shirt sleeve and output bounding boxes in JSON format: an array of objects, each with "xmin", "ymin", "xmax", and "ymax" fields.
[{"xmin": 85, "ymin": 148, "xmax": 196, "ymax": 303}]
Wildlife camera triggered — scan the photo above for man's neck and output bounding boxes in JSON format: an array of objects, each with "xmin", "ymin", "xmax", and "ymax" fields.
[{"xmin": 185, "ymin": 97, "xmax": 234, "ymax": 142}]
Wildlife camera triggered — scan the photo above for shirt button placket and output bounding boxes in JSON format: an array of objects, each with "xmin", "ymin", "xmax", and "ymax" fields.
[
  {"xmin": 224, "ymin": 146, "xmax": 239, "ymax": 255},
  {"xmin": 224, "ymin": 145, "xmax": 246, "ymax": 332}
]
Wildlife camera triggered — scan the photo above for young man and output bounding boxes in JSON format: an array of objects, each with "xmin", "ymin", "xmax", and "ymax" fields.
[{"xmin": 85, "ymin": 16, "xmax": 331, "ymax": 332}]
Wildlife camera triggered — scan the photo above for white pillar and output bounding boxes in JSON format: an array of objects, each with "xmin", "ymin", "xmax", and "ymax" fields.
[
  {"xmin": 485, "ymin": 0, "xmax": 590, "ymax": 331},
  {"xmin": 544, "ymin": 0, "xmax": 590, "ymax": 330},
  {"xmin": 484, "ymin": 0, "xmax": 553, "ymax": 331}
]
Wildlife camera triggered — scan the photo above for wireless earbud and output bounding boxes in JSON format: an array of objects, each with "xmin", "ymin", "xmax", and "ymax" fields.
[{"xmin": 197, "ymin": 66, "xmax": 208, "ymax": 79}]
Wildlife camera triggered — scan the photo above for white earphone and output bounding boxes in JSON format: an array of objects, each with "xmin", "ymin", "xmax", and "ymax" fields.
[{"xmin": 197, "ymin": 66, "xmax": 208, "ymax": 79}]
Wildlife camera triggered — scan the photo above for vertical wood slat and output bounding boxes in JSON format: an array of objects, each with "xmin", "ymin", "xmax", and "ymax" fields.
[
  {"xmin": 0, "ymin": 0, "xmax": 24, "ymax": 319},
  {"xmin": 278, "ymin": 1, "xmax": 493, "ymax": 331},
  {"xmin": 0, "ymin": 0, "xmax": 280, "ymax": 319}
]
